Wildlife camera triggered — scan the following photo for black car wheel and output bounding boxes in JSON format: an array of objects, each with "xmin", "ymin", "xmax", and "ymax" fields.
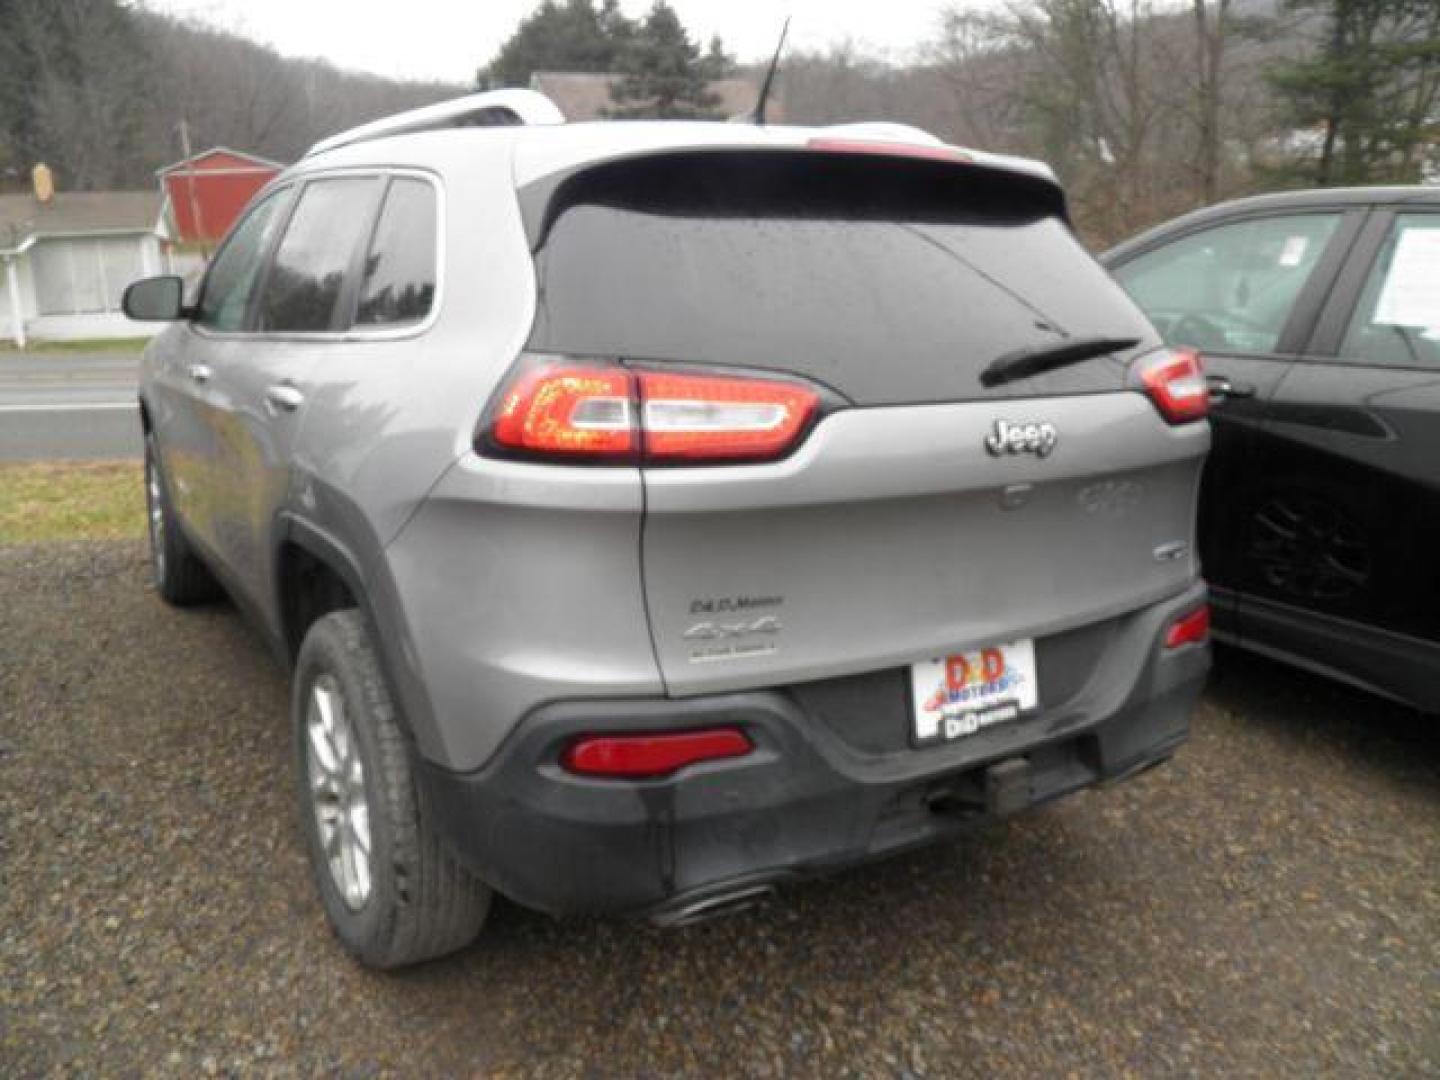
[
  {"xmin": 145, "ymin": 434, "xmax": 221, "ymax": 606},
  {"xmin": 1248, "ymin": 489, "xmax": 1372, "ymax": 604},
  {"xmin": 294, "ymin": 609, "xmax": 492, "ymax": 968}
]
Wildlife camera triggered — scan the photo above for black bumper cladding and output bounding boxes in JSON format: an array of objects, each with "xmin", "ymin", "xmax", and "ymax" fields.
[{"xmin": 419, "ymin": 583, "xmax": 1209, "ymax": 919}]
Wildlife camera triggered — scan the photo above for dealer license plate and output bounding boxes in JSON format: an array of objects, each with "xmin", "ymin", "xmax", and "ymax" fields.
[{"xmin": 911, "ymin": 639, "xmax": 1038, "ymax": 745}]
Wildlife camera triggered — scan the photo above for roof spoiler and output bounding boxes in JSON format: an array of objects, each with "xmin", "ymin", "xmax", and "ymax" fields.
[
  {"xmin": 818, "ymin": 122, "xmax": 1058, "ymax": 183},
  {"xmin": 820, "ymin": 122, "xmax": 946, "ymax": 146},
  {"xmin": 305, "ymin": 88, "xmax": 565, "ymax": 158}
]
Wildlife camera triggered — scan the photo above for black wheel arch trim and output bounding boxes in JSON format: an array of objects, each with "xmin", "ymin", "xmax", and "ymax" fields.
[{"xmin": 272, "ymin": 511, "xmax": 443, "ymax": 759}]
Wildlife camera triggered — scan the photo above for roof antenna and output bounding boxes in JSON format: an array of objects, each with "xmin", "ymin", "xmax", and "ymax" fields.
[{"xmin": 747, "ymin": 16, "xmax": 790, "ymax": 125}]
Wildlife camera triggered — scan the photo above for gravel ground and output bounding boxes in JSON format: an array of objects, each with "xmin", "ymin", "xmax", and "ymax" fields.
[{"xmin": 2, "ymin": 541, "xmax": 1437, "ymax": 1077}]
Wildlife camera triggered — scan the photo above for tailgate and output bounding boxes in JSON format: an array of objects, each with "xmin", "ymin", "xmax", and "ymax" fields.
[
  {"xmin": 517, "ymin": 145, "xmax": 1203, "ymax": 696},
  {"xmin": 641, "ymin": 392, "xmax": 1207, "ymax": 695}
]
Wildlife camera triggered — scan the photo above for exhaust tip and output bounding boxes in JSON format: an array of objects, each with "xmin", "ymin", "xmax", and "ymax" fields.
[{"xmin": 649, "ymin": 884, "xmax": 776, "ymax": 928}]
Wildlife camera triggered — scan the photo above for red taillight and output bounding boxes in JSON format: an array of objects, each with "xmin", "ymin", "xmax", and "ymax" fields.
[
  {"xmin": 806, "ymin": 137, "xmax": 974, "ymax": 164},
  {"xmin": 490, "ymin": 365, "xmax": 635, "ymax": 459},
  {"xmin": 485, "ymin": 359, "xmax": 821, "ymax": 465},
  {"xmin": 1165, "ymin": 604, "xmax": 1210, "ymax": 649},
  {"xmin": 1140, "ymin": 347, "xmax": 1209, "ymax": 424},
  {"xmin": 562, "ymin": 728, "xmax": 753, "ymax": 779},
  {"xmin": 640, "ymin": 371, "xmax": 818, "ymax": 462}
]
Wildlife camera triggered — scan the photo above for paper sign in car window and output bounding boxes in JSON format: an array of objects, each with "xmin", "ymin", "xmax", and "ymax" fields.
[
  {"xmin": 1278, "ymin": 235, "xmax": 1309, "ymax": 268},
  {"xmin": 1374, "ymin": 227, "xmax": 1440, "ymax": 331}
]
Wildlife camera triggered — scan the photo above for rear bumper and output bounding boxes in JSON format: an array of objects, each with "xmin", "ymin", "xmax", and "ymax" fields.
[{"xmin": 419, "ymin": 583, "xmax": 1209, "ymax": 917}]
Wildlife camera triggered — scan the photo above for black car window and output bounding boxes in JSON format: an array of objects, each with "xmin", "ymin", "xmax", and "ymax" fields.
[
  {"xmin": 355, "ymin": 178, "xmax": 438, "ymax": 328},
  {"xmin": 1113, "ymin": 212, "xmax": 1341, "ymax": 354},
  {"xmin": 1339, "ymin": 214, "xmax": 1440, "ymax": 370},
  {"xmin": 194, "ymin": 189, "xmax": 288, "ymax": 332},
  {"xmin": 255, "ymin": 176, "xmax": 380, "ymax": 333}
]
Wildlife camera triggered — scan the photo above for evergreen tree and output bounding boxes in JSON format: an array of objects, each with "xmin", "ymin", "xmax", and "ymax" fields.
[
  {"xmin": 606, "ymin": 2, "xmax": 726, "ymax": 119},
  {"xmin": 479, "ymin": 0, "xmax": 636, "ymax": 89},
  {"xmin": 1267, "ymin": 0, "xmax": 1440, "ymax": 185},
  {"xmin": 701, "ymin": 34, "xmax": 737, "ymax": 81}
]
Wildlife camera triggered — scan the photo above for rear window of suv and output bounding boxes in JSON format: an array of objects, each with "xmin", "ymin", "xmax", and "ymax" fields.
[{"xmin": 522, "ymin": 151, "xmax": 1157, "ymax": 406}]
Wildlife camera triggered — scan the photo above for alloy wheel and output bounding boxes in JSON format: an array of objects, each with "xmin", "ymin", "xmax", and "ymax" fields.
[
  {"xmin": 1248, "ymin": 493, "xmax": 1370, "ymax": 602},
  {"xmin": 305, "ymin": 674, "xmax": 373, "ymax": 910},
  {"xmin": 145, "ymin": 457, "xmax": 166, "ymax": 583}
]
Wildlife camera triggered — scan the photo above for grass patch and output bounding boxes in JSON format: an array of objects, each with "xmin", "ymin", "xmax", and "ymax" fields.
[
  {"xmin": 8, "ymin": 338, "xmax": 149, "ymax": 355},
  {"xmin": 0, "ymin": 460, "xmax": 145, "ymax": 543}
]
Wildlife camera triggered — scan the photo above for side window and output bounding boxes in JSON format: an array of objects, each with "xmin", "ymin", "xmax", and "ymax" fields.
[
  {"xmin": 1113, "ymin": 213, "xmax": 1340, "ymax": 354},
  {"xmin": 195, "ymin": 189, "xmax": 288, "ymax": 331},
  {"xmin": 255, "ymin": 176, "xmax": 380, "ymax": 333},
  {"xmin": 1338, "ymin": 214, "xmax": 1440, "ymax": 369},
  {"xmin": 356, "ymin": 178, "xmax": 438, "ymax": 328}
]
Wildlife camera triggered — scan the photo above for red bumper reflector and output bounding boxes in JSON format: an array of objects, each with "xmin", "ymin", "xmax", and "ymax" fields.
[
  {"xmin": 1165, "ymin": 604, "xmax": 1210, "ymax": 649},
  {"xmin": 562, "ymin": 728, "xmax": 753, "ymax": 779}
]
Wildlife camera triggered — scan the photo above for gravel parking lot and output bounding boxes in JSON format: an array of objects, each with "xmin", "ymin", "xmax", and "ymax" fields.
[{"xmin": 3, "ymin": 541, "xmax": 1437, "ymax": 1076}]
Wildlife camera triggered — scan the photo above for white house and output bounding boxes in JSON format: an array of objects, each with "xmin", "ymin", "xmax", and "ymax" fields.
[{"xmin": 0, "ymin": 191, "xmax": 184, "ymax": 347}]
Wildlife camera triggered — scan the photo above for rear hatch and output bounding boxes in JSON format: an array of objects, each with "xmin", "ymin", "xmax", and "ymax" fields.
[{"xmin": 520, "ymin": 147, "xmax": 1207, "ymax": 699}]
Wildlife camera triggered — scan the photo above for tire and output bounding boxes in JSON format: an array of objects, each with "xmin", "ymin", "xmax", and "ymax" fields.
[
  {"xmin": 293, "ymin": 609, "xmax": 492, "ymax": 968},
  {"xmin": 144, "ymin": 434, "xmax": 221, "ymax": 606}
]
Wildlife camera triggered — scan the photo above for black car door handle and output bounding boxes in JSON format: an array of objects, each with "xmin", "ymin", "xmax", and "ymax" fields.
[{"xmin": 1206, "ymin": 374, "xmax": 1256, "ymax": 401}]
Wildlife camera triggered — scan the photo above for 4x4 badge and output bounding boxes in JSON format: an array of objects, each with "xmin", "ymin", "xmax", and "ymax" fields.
[{"xmin": 985, "ymin": 419, "xmax": 1058, "ymax": 458}]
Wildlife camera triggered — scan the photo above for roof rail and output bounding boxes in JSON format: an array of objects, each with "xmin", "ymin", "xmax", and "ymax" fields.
[{"xmin": 306, "ymin": 89, "xmax": 565, "ymax": 158}]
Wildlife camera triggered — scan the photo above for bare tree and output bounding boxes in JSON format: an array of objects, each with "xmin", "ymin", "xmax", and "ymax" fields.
[
  {"xmin": 924, "ymin": 10, "xmax": 1031, "ymax": 151},
  {"xmin": 1192, "ymin": 0, "xmax": 1233, "ymax": 203},
  {"xmin": 997, "ymin": 0, "xmax": 1178, "ymax": 242},
  {"xmin": 776, "ymin": 41, "xmax": 907, "ymax": 126}
]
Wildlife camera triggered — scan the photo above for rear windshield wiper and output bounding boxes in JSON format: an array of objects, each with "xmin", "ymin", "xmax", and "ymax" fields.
[{"xmin": 979, "ymin": 335, "xmax": 1140, "ymax": 389}]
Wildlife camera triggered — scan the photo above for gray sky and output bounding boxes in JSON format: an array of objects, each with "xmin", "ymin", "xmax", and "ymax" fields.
[{"xmin": 142, "ymin": 0, "xmax": 968, "ymax": 84}]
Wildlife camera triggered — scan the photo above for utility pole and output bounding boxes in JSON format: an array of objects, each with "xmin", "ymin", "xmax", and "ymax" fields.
[{"xmin": 177, "ymin": 119, "xmax": 209, "ymax": 258}]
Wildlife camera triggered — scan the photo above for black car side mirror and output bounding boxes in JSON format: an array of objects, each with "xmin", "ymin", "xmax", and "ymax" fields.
[{"xmin": 122, "ymin": 276, "xmax": 186, "ymax": 321}]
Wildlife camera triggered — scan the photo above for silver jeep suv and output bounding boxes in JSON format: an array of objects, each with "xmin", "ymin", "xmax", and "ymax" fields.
[{"xmin": 126, "ymin": 89, "xmax": 1211, "ymax": 968}]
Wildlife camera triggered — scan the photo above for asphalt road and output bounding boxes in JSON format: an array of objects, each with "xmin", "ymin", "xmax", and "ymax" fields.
[
  {"xmin": 2, "ymin": 541, "xmax": 1437, "ymax": 1076},
  {"xmin": 0, "ymin": 352, "xmax": 142, "ymax": 460}
]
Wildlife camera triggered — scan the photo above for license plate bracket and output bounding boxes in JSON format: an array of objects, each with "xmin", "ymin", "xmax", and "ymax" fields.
[{"xmin": 910, "ymin": 639, "xmax": 1038, "ymax": 746}]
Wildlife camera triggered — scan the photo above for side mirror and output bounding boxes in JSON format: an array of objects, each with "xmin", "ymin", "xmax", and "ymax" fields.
[{"xmin": 122, "ymin": 275, "xmax": 185, "ymax": 322}]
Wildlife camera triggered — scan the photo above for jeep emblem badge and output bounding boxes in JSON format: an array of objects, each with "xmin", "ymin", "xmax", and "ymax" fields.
[{"xmin": 985, "ymin": 419, "xmax": 1059, "ymax": 458}]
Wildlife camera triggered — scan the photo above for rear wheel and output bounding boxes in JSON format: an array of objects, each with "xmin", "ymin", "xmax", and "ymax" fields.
[
  {"xmin": 144, "ymin": 435, "xmax": 220, "ymax": 605},
  {"xmin": 294, "ymin": 610, "xmax": 491, "ymax": 968}
]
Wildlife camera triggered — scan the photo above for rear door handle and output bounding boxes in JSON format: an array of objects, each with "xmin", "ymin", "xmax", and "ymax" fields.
[
  {"xmin": 265, "ymin": 384, "xmax": 305, "ymax": 413},
  {"xmin": 186, "ymin": 363, "xmax": 212, "ymax": 383},
  {"xmin": 1206, "ymin": 374, "xmax": 1255, "ymax": 401}
]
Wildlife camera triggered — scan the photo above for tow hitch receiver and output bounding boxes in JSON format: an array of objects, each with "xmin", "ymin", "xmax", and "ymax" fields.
[
  {"xmin": 985, "ymin": 757, "xmax": 1032, "ymax": 817},
  {"xmin": 925, "ymin": 756, "xmax": 1034, "ymax": 818}
]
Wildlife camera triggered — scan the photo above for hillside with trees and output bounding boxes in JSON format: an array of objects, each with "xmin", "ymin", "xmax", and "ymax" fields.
[
  {"xmin": 481, "ymin": 0, "xmax": 1437, "ymax": 244},
  {"xmin": 1, "ymin": 0, "xmax": 1435, "ymax": 246},
  {"xmin": 773, "ymin": 0, "xmax": 1439, "ymax": 244},
  {"xmin": 0, "ymin": 0, "xmax": 459, "ymax": 193}
]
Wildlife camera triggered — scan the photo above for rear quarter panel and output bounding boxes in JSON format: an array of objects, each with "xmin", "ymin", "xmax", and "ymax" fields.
[{"xmin": 283, "ymin": 137, "xmax": 657, "ymax": 767}]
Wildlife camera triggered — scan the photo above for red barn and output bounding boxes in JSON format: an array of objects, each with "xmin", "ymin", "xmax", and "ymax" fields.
[{"xmin": 158, "ymin": 148, "xmax": 283, "ymax": 245}]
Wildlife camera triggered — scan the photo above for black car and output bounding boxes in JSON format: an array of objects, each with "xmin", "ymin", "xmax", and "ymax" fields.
[{"xmin": 1105, "ymin": 186, "xmax": 1440, "ymax": 713}]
